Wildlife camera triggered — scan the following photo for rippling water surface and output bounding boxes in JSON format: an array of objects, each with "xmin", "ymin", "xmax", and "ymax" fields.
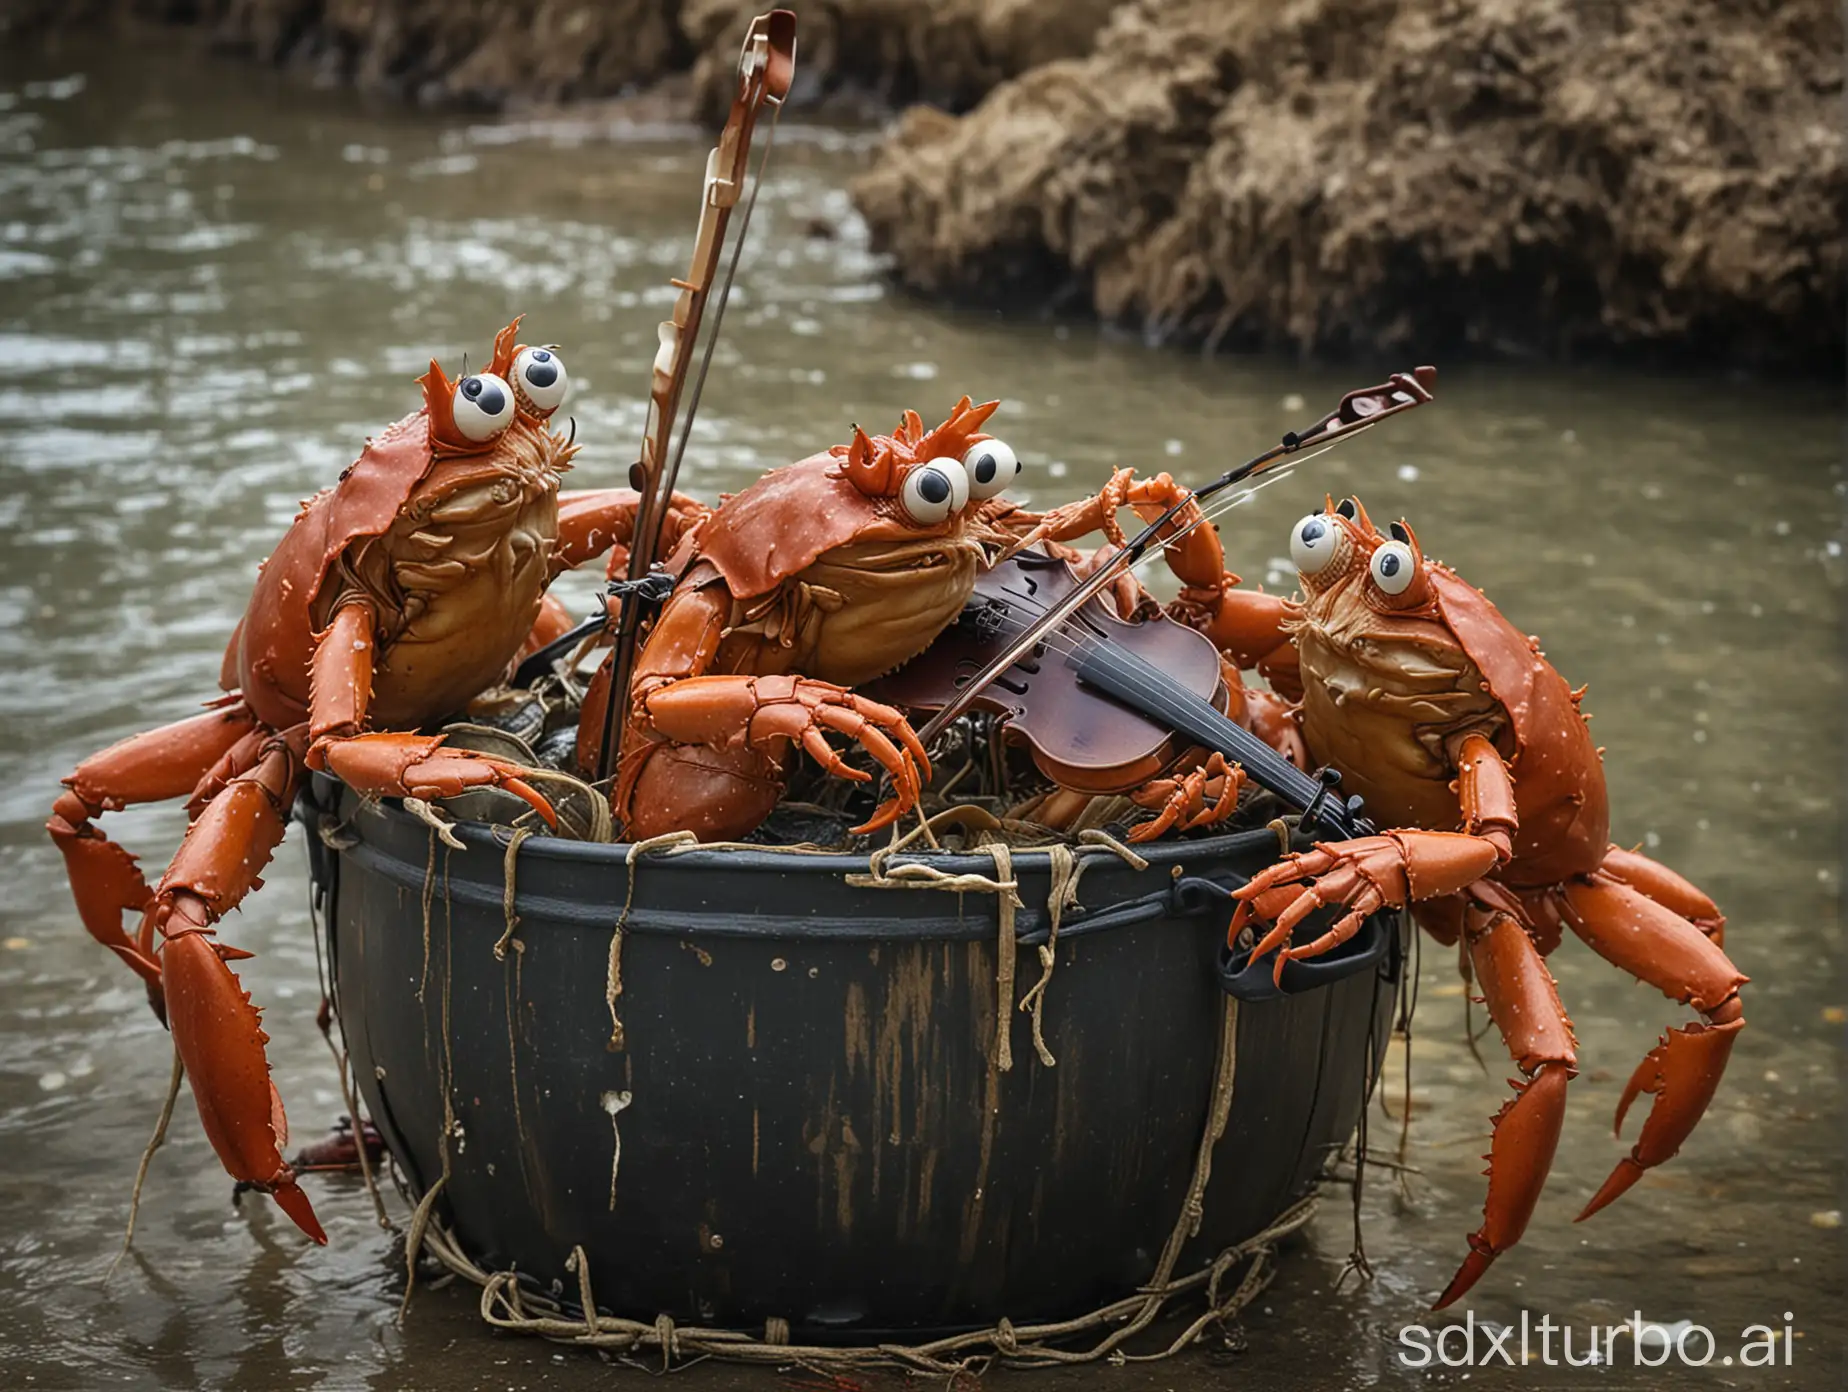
[{"xmin": 0, "ymin": 38, "xmax": 1840, "ymax": 1392}]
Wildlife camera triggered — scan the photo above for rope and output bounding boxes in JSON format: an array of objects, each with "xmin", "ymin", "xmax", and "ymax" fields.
[
  {"xmin": 402, "ymin": 984, "xmax": 1302, "ymax": 1373},
  {"xmin": 425, "ymin": 1199, "xmax": 1311, "ymax": 1373},
  {"xmin": 397, "ymin": 1173, "xmax": 448, "ymax": 1324},
  {"xmin": 404, "ymin": 796, "xmax": 466, "ymax": 850},
  {"xmin": 307, "ymin": 844, "xmax": 391, "ymax": 1229},
  {"xmin": 318, "ymin": 1018, "xmax": 391, "ymax": 1230},
  {"xmin": 105, "ymin": 1044, "xmax": 183, "ymax": 1283},
  {"xmin": 417, "ymin": 824, "xmax": 436, "ymax": 1003},
  {"xmin": 1077, "ymin": 827, "xmax": 1150, "ymax": 871},
  {"xmin": 985, "ymin": 843, "xmax": 1019, "ymax": 1074},
  {"xmin": 492, "ymin": 826, "xmax": 533, "ymax": 960},
  {"xmin": 1018, "ymin": 843, "xmax": 1071, "ymax": 1066},
  {"xmin": 605, "ymin": 832, "xmax": 698, "ymax": 1051},
  {"xmin": 1267, "ymin": 816, "xmax": 1295, "ymax": 857}
]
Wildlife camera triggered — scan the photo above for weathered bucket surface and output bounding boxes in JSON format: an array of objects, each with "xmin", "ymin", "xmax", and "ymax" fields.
[{"xmin": 303, "ymin": 774, "xmax": 1398, "ymax": 1336}]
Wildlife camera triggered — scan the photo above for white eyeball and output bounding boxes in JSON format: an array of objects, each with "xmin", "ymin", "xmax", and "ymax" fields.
[
  {"xmin": 1369, "ymin": 539, "xmax": 1418, "ymax": 595},
  {"xmin": 452, "ymin": 372, "xmax": 515, "ymax": 442},
  {"xmin": 901, "ymin": 459, "xmax": 967, "ymax": 525},
  {"xmin": 1290, "ymin": 513, "xmax": 1342, "ymax": 575},
  {"xmin": 962, "ymin": 439, "xmax": 1020, "ymax": 500},
  {"xmin": 511, "ymin": 346, "xmax": 568, "ymax": 414}
]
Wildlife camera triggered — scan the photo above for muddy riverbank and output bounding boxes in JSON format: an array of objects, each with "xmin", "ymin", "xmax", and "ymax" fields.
[
  {"xmin": 0, "ymin": 0, "xmax": 1115, "ymax": 117},
  {"xmin": 3, "ymin": 0, "xmax": 1839, "ymax": 369},
  {"xmin": 853, "ymin": 0, "xmax": 1845, "ymax": 372}
]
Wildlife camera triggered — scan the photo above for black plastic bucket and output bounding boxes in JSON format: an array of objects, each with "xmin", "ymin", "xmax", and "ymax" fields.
[{"xmin": 302, "ymin": 773, "xmax": 1398, "ymax": 1336}]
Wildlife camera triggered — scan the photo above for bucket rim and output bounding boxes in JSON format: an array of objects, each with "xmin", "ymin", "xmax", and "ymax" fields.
[{"xmin": 302, "ymin": 771, "xmax": 1295, "ymax": 879}]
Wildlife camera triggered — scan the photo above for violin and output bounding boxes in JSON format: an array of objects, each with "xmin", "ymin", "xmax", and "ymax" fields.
[{"xmin": 871, "ymin": 550, "xmax": 1373, "ymax": 841}]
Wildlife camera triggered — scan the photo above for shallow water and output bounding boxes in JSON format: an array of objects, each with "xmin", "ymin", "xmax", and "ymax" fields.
[{"xmin": 0, "ymin": 37, "xmax": 1841, "ymax": 1392}]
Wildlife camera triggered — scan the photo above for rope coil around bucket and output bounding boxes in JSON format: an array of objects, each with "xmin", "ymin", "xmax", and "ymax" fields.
[
  {"xmin": 381, "ymin": 813, "xmax": 1310, "ymax": 1371},
  {"xmin": 403, "ymin": 996, "xmax": 1317, "ymax": 1374}
]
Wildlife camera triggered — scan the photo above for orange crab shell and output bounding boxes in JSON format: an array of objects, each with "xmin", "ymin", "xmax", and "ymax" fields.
[
  {"xmin": 693, "ymin": 397, "xmax": 1000, "ymax": 600},
  {"xmin": 1422, "ymin": 563, "xmax": 1607, "ymax": 874},
  {"xmin": 221, "ymin": 318, "xmax": 531, "ymax": 728},
  {"xmin": 1296, "ymin": 494, "xmax": 1608, "ymax": 876}
]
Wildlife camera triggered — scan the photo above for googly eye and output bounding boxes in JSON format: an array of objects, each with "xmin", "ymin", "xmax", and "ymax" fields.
[
  {"xmin": 962, "ymin": 439, "xmax": 1020, "ymax": 500},
  {"xmin": 1369, "ymin": 539, "xmax": 1417, "ymax": 595},
  {"xmin": 901, "ymin": 459, "xmax": 967, "ymax": 525},
  {"xmin": 452, "ymin": 372, "xmax": 515, "ymax": 442},
  {"xmin": 1290, "ymin": 513, "xmax": 1342, "ymax": 575},
  {"xmin": 512, "ymin": 347, "xmax": 568, "ymax": 414}
]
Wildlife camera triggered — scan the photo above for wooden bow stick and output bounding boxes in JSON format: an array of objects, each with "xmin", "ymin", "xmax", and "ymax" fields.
[{"xmin": 597, "ymin": 11, "xmax": 797, "ymax": 786}]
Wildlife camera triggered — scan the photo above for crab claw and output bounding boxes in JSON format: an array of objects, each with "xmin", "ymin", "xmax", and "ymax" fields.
[
  {"xmin": 162, "ymin": 929, "xmax": 326, "ymax": 1244},
  {"xmin": 1128, "ymin": 753, "xmax": 1245, "ymax": 844},
  {"xmin": 310, "ymin": 732, "xmax": 556, "ymax": 828},
  {"xmin": 632, "ymin": 674, "xmax": 932, "ymax": 835},
  {"xmin": 1559, "ymin": 873, "xmax": 1746, "ymax": 1222},
  {"xmin": 1576, "ymin": 1017, "xmax": 1744, "ymax": 1221},
  {"xmin": 1231, "ymin": 829, "xmax": 1504, "ymax": 978}
]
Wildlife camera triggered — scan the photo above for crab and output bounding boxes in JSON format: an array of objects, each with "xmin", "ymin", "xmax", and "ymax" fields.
[
  {"xmin": 1204, "ymin": 496, "xmax": 1744, "ymax": 1307},
  {"xmin": 46, "ymin": 319, "xmax": 693, "ymax": 1241},
  {"xmin": 583, "ymin": 404, "xmax": 1285, "ymax": 843}
]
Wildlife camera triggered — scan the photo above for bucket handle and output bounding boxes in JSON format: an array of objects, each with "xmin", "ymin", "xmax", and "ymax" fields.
[
  {"xmin": 1152, "ymin": 875, "xmax": 1400, "ymax": 1002},
  {"xmin": 1055, "ymin": 874, "xmax": 1398, "ymax": 1001}
]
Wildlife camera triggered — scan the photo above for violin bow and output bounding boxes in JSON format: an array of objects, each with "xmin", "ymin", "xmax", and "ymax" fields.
[
  {"xmin": 916, "ymin": 366, "xmax": 1437, "ymax": 746},
  {"xmin": 596, "ymin": 11, "xmax": 797, "ymax": 785}
]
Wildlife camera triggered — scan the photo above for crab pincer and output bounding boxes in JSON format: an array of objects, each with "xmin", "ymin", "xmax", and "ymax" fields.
[
  {"xmin": 636, "ymin": 674, "xmax": 932, "ymax": 834},
  {"xmin": 308, "ymin": 732, "xmax": 558, "ymax": 828}
]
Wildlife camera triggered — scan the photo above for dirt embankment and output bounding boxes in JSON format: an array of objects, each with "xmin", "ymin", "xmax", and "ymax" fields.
[
  {"xmin": 0, "ymin": 0, "xmax": 1116, "ymax": 115},
  {"xmin": 5, "ymin": 0, "xmax": 1838, "ymax": 367},
  {"xmin": 854, "ymin": 0, "xmax": 1845, "ymax": 370}
]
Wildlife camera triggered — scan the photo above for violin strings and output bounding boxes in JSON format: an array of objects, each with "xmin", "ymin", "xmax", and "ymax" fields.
[
  {"xmin": 893, "ymin": 461, "xmax": 1330, "ymax": 797},
  {"xmin": 961, "ymin": 461, "xmax": 1302, "ymax": 710}
]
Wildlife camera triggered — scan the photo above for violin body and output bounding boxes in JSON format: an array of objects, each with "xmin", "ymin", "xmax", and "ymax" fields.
[{"xmin": 870, "ymin": 551, "xmax": 1231, "ymax": 796}]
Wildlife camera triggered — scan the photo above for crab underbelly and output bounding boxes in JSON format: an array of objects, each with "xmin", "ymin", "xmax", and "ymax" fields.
[
  {"xmin": 1300, "ymin": 687, "xmax": 1470, "ymax": 833},
  {"xmin": 368, "ymin": 549, "xmax": 551, "ymax": 729},
  {"xmin": 725, "ymin": 556, "xmax": 976, "ymax": 689},
  {"xmin": 807, "ymin": 594, "xmax": 968, "ymax": 688}
]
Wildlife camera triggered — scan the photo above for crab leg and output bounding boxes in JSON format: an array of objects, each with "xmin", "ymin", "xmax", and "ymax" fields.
[
  {"xmin": 309, "ymin": 733, "xmax": 557, "ymax": 827},
  {"xmin": 144, "ymin": 732, "xmax": 327, "ymax": 1243},
  {"xmin": 1244, "ymin": 686, "xmax": 1306, "ymax": 767},
  {"xmin": 1557, "ymin": 873, "xmax": 1746, "ymax": 1221},
  {"xmin": 49, "ymin": 702, "xmax": 262, "ymax": 986},
  {"xmin": 1231, "ymin": 733, "xmax": 1516, "ymax": 980},
  {"xmin": 511, "ymin": 489, "xmax": 718, "ymax": 675},
  {"xmin": 1128, "ymin": 751, "xmax": 1246, "ymax": 843},
  {"xmin": 628, "ymin": 674, "xmax": 930, "ymax": 836},
  {"xmin": 1168, "ymin": 583, "xmax": 1303, "ymax": 701},
  {"xmin": 1435, "ymin": 904, "xmax": 1578, "ymax": 1308},
  {"xmin": 303, "ymin": 600, "xmax": 556, "ymax": 825},
  {"xmin": 1596, "ymin": 844, "xmax": 1727, "ymax": 945},
  {"xmin": 552, "ymin": 487, "xmax": 711, "ymax": 578}
]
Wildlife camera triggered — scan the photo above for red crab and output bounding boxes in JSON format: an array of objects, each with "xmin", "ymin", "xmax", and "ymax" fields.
[
  {"xmin": 1207, "ymin": 497, "xmax": 1745, "ymax": 1306},
  {"xmin": 583, "ymin": 404, "xmax": 1296, "ymax": 844},
  {"xmin": 47, "ymin": 319, "xmax": 690, "ymax": 1240}
]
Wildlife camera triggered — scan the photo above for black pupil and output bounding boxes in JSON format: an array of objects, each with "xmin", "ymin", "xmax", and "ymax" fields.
[
  {"xmin": 460, "ymin": 376, "xmax": 505, "ymax": 417},
  {"xmin": 525, "ymin": 360, "xmax": 559, "ymax": 388},
  {"xmin": 917, "ymin": 470, "xmax": 951, "ymax": 505},
  {"xmin": 1379, "ymin": 553, "xmax": 1401, "ymax": 577},
  {"xmin": 972, "ymin": 451, "xmax": 996, "ymax": 483},
  {"xmin": 531, "ymin": 349, "xmax": 551, "ymax": 362},
  {"xmin": 1300, "ymin": 519, "xmax": 1326, "ymax": 544}
]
